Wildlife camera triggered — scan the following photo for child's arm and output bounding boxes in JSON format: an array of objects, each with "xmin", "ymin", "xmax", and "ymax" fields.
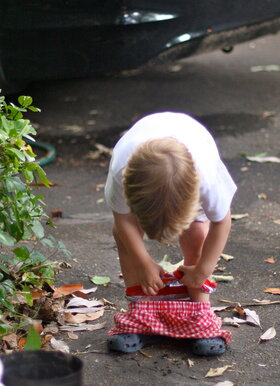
[
  {"xmin": 113, "ymin": 211, "xmax": 165, "ymax": 295},
  {"xmin": 178, "ymin": 210, "xmax": 232, "ymax": 288}
]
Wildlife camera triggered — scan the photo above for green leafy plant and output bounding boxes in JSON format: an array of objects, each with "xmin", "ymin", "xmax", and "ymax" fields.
[{"xmin": 0, "ymin": 94, "xmax": 70, "ymax": 340}]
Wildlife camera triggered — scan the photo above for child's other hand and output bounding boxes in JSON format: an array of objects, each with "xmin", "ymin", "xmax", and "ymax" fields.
[
  {"xmin": 138, "ymin": 261, "xmax": 165, "ymax": 296},
  {"xmin": 177, "ymin": 265, "xmax": 207, "ymax": 288}
]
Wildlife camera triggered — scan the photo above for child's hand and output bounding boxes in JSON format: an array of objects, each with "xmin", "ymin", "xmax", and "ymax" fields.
[
  {"xmin": 177, "ymin": 265, "xmax": 208, "ymax": 288},
  {"xmin": 138, "ymin": 261, "xmax": 165, "ymax": 296}
]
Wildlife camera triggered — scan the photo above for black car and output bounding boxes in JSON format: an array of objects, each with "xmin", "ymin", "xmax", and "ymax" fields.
[{"xmin": 1, "ymin": 0, "xmax": 280, "ymax": 91}]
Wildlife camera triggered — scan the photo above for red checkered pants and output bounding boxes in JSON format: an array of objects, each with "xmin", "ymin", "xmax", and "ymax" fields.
[{"xmin": 109, "ymin": 300, "xmax": 231, "ymax": 344}]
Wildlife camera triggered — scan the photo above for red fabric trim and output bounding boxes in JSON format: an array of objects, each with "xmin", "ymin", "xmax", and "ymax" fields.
[{"xmin": 125, "ymin": 284, "xmax": 188, "ymax": 297}]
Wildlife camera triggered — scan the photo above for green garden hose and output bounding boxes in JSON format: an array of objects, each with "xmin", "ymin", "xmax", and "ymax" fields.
[{"xmin": 27, "ymin": 140, "xmax": 56, "ymax": 166}]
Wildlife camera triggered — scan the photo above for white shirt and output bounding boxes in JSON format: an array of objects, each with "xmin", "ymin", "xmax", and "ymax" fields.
[{"xmin": 105, "ymin": 112, "xmax": 237, "ymax": 222}]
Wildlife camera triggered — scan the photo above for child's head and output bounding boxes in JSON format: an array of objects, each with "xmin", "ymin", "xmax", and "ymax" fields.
[{"xmin": 122, "ymin": 137, "xmax": 200, "ymax": 243}]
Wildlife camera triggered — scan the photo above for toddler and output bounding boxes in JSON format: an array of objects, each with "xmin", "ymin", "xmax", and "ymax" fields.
[{"xmin": 105, "ymin": 112, "xmax": 237, "ymax": 355}]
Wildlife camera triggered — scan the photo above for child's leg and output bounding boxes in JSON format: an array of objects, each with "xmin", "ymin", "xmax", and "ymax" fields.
[
  {"xmin": 110, "ymin": 224, "xmax": 158, "ymax": 353},
  {"xmin": 179, "ymin": 221, "xmax": 210, "ymax": 302},
  {"xmin": 179, "ymin": 221, "xmax": 227, "ymax": 354},
  {"xmin": 179, "ymin": 220, "xmax": 209, "ymax": 265},
  {"xmin": 112, "ymin": 224, "xmax": 144, "ymax": 288}
]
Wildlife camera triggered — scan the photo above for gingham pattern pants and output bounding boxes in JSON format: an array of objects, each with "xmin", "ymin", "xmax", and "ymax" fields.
[{"xmin": 109, "ymin": 300, "xmax": 231, "ymax": 344}]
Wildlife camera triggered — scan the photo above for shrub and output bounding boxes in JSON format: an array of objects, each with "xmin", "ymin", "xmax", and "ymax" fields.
[{"xmin": 0, "ymin": 94, "xmax": 68, "ymax": 337}]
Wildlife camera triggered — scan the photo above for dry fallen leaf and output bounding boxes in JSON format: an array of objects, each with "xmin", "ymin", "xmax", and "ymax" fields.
[
  {"xmin": 51, "ymin": 298, "xmax": 65, "ymax": 313},
  {"xmin": 259, "ymin": 327, "xmax": 276, "ymax": 342},
  {"xmin": 72, "ymin": 290, "xmax": 89, "ymax": 300},
  {"xmin": 66, "ymin": 297, "xmax": 104, "ymax": 308},
  {"xmin": 2, "ymin": 334, "xmax": 18, "ymax": 349},
  {"xmin": 205, "ymin": 365, "xmax": 233, "ymax": 378},
  {"xmin": 244, "ymin": 308, "xmax": 261, "ymax": 328},
  {"xmin": 231, "ymin": 213, "xmax": 249, "ymax": 220},
  {"xmin": 214, "ymin": 381, "xmax": 234, "ymax": 386},
  {"xmin": 253, "ymin": 299, "xmax": 280, "ymax": 305},
  {"xmin": 59, "ymin": 322, "xmax": 106, "ymax": 332},
  {"xmin": 77, "ymin": 287, "xmax": 98, "ymax": 295},
  {"xmin": 30, "ymin": 288, "xmax": 48, "ymax": 300},
  {"xmin": 262, "ymin": 111, "xmax": 276, "ymax": 118},
  {"xmin": 94, "ymin": 183, "xmax": 105, "ymax": 192},
  {"xmin": 263, "ymin": 288, "xmax": 280, "ymax": 295},
  {"xmin": 245, "ymin": 154, "xmax": 280, "ymax": 163},
  {"xmin": 32, "ymin": 320, "xmax": 43, "ymax": 335},
  {"xmin": 264, "ymin": 257, "xmax": 276, "ymax": 264},
  {"xmin": 53, "ymin": 284, "xmax": 84, "ymax": 298},
  {"xmin": 221, "ymin": 253, "xmax": 235, "ymax": 261},
  {"xmin": 95, "ymin": 143, "xmax": 113, "ymax": 156},
  {"xmin": 233, "ymin": 305, "xmax": 245, "ymax": 317},
  {"xmin": 64, "ymin": 309, "xmax": 104, "ymax": 323},
  {"xmin": 223, "ymin": 317, "xmax": 247, "ymax": 327},
  {"xmin": 67, "ymin": 332, "xmax": 79, "ymax": 340},
  {"xmin": 50, "ymin": 337, "xmax": 70, "ymax": 353},
  {"xmin": 85, "ymin": 151, "xmax": 101, "ymax": 160},
  {"xmin": 102, "ymin": 298, "xmax": 115, "ymax": 306},
  {"xmin": 51, "ymin": 209, "xmax": 63, "ymax": 218},
  {"xmin": 187, "ymin": 359, "xmax": 195, "ymax": 368},
  {"xmin": 215, "ymin": 266, "xmax": 227, "ymax": 272},
  {"xmin": 63, "ymin": 307, "xmax": 104, "ymax": 314},
  {"xmin": 18, "ymin": 337, "xmax": 26, "ymax": 351},
  {"xmin": 258, "ymin": 193, "xmax": 267, "ymax": 200},
  {"xmin": 211, "ymin": 306, "xmax": 230, "ymax": 312},
  {"xmin": 43, "ymin": 324, "xmax": 59, "ymax": 335},
  {"xmin": 212, "ymin": 275, "xmax": 234, "ymax": 282},
  {"xmin": 273, "ymin": 219, "xmax": 280, "ymax": 225},
  {"xmin": 63, "ymin": 124, "xmax": 83, "ymax": 133},
  {"xmin": 139, "ymin": 350, "xmax": 153, "ymax": 358}
]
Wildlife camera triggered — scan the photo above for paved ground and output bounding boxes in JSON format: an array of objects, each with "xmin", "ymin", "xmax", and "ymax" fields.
[{"xmin": 18, "ymin": 31, "xmax": 280, "ymax": 385}]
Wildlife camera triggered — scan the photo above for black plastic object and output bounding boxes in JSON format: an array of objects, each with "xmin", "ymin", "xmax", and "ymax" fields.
[{"xmin": 1, "ymin": 350, "xmax": 83, "ymax": 386}]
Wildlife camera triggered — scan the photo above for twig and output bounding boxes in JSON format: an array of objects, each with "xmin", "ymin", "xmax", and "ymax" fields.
[
  {"xmin": 139, "ymin": 350, "xmax": 153, "ymax": 358},
  {"xmin": 218, "ymin": 299, "xmax": 280, "ymax": 307},
  {"xmin": 74, "ymin": 350, "xmax": 107, "ymax": 355},
  {"xmin": 30, "ymin": 261, "xmax": 59, "ymax": 271}
]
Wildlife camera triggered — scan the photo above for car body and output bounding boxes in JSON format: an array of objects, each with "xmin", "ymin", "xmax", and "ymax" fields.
[{"xmin": 1, "ymin": 0, "xmax": 280, "ymax": 91}]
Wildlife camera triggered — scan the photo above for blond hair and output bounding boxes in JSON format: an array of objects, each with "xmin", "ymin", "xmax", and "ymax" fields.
[{"xmin": 122, "ymin": 137, "xmax": 200, "ymax": 243}]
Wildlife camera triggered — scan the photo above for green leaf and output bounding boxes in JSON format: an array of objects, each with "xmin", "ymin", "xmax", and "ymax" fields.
[
  {"xmin": 0, "ymin": 262, "xmax": 10, "ymax": 275},
  {"xmin": 0, "ymin": 230, "xmax": 16, "ymax": 246},
  {"xmin": 35, "ymin": 164, "xmax": 50, "ymax": 186},
  {"xmin": 1, "ymin": 116, "xmax": 13, "ymax": 133},
  {"xmin": 57, "ymin": 240, "xmax": 72, "ymax": 257},
  {"xmin": 13, "ymin": 246, "xmax": 30, "ymax": 259},
  {"xmin": 90, "ymin": 275, "xmax": 111, "ymax": 285},
  {"xmin": 31, "ymin": 220, "xmax": 44, "ymax": 238},
  {"xmin": 0, "ymin": 296, "xmax": 15, "ymax": 312},
  {"xmin": 241, "ymin": 151, "xmax": 267, "ymax": 158},
  {"xmin": 7, "ymin": 147, "xmax": 26, "ymax": 161},
  {"xmin": 21, "ymin": 272, "xmax": 41, "ymax": 286},
  {"xmin": 22, "ymin": 285, "xmax": 33, "ymax": 306},
  {"xmin": 24, "ymin": 325, "xmax": 41, "ymax": 350},
  {"xmin": 18, "ymin": 96, "xmax": 33, "ymax": 107},
  {"xmin": 40, "ymin": 237, "xmax": 55, "ymax": 248},
  {"xmin": 0, "ymin": 323, "xmax": 11, "ymax": 336},
  {"xmin": 28, "ymin": 106, "xmax": 41, "ymax": 113},
  {"xmin": 0, "ymin": 253, "xmax": 11, "ymax": 263},
  {"xmin": 158, "ymin": 254, "xmax": 183, "ymax": 272}
]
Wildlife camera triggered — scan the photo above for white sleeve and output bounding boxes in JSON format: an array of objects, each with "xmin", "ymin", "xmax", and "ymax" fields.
[
  {"xmin": 104, "ymin": 170, "xmax": 130, "ymax": 214},
  {"xmin": 200, "ymin": 161, "xmax": 237, "ymax": 222}
]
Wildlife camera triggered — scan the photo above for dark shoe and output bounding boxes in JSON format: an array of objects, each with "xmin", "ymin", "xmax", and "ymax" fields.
[
  {"xmin": 191, "ymin": 337, "xmax": 226, "ymax": 356},
  {"xmin": 108, "ymin": 333, "xmax": 159, "ymax": 353}
]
